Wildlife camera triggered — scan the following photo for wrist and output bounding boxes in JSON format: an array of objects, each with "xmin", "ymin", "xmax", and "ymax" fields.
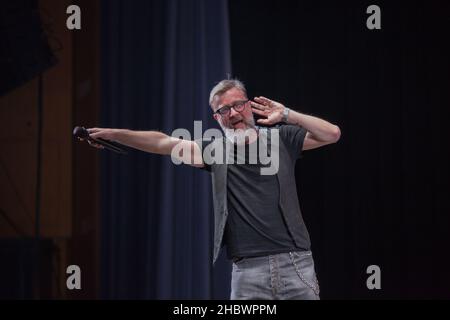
[{"xmin": 282, "ymin": 107, "xmax": 290, "ymax": 123}]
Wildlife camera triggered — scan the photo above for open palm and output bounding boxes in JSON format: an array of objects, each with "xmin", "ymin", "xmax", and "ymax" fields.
[{"xmin": 250, "ymin": 96, "xmax": 286, "ymax": 125}]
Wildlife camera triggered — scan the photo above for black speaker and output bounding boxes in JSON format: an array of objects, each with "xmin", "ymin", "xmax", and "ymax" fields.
[{"xmin": 0, "ymin": 0, "xmax": 57, "ymax": 96}]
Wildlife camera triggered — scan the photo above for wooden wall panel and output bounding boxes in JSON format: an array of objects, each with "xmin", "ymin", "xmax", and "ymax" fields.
[
  {"xmin": 0, "ymin": 80, "xmax": 38, "ymax": 237},
  {"xmin": 0, "ymin": 0, "xmax": 101, "ymax": 298},
  {"xmin": 39, "ymin": 0, "xmax": 73, "ymax": 238},
  {"xmin": 0, "ymin": 0, "xmax": 73, "ymax": 238},
  {"xmin": 70, "ymin": 0, "xmax": 101, "ymax": 299}
]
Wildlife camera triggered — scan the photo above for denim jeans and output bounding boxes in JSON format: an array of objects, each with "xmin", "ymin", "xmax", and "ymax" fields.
[{"xmin": 230, "ymin": 251, "xmax": 320, "ymax": 300}]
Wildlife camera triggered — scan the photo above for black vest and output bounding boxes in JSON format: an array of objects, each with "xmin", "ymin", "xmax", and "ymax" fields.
[{"xmin": 208, "ymin": 128, "xmax": 311, "ymax": 264}]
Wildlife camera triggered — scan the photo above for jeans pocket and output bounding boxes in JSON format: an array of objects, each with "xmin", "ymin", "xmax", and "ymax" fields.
[
  {"xmin": 290, "ymin": 251, "xmax": 320, "ymax": 296},
  {"xmin": 232, "ymin": 257, "xmax": 248, "ymax": 273}
]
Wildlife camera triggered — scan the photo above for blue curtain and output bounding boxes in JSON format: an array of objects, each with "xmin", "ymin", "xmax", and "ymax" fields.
[{"xmin": 100, "ymin": 0, "xmax": 231, "ymax": 299}]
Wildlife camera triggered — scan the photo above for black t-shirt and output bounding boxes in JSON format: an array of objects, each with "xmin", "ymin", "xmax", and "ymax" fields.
[{"xmin": 201, "ymin": 125, "xmax": 307, "ymax": 259}]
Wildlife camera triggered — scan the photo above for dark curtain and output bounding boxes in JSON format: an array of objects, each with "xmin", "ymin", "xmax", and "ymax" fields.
[
  {"xmin": 229, "ymin": 0, "xmax": 450, "ymax": 299},
  {"xmin": 100, "ymin": 0, "xmax": 231, "ymax": 299}
]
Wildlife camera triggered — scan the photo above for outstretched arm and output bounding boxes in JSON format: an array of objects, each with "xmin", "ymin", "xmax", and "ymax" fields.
[
  {"xmin": 85, "ymin": 128, "xmax": 204, "ymax": 167},
  {"xmin": 250, "ymin": 97, "xmax": 341, "ymax": 150}
]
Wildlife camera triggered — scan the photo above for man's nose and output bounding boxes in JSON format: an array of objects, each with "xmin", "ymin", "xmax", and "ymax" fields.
[{"xmin": 229, "ymin": 107, "xmax": 239, "ymax": 117}]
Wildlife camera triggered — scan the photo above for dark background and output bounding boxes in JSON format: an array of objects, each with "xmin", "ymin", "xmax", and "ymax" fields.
[
  {"xmin": 229, "ymin": 0, "xmax": 450, "ymax": 298},
  {"xmin": 1, "ymin": 0, "xmax": 449, "ymax": 299}
]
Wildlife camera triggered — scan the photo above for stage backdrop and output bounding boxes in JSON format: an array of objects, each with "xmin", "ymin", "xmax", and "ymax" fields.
[
  {"xmin": 100, "ymin": 0, "xmax": 231, "ymax": 299},
  {"xmin": 229, "ymin": 0, "xmax": 450, "ymax": 299}
]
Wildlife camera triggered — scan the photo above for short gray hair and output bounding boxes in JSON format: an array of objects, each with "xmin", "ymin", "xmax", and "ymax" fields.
[{"xmin": 209, "ymin": 79, "xmax": 247, "ymax": 108}]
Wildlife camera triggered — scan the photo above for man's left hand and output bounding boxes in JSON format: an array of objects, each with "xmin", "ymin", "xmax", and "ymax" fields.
[{"xmin": 250, "ymin": 96, "xmax": 286, "ymax": 125}]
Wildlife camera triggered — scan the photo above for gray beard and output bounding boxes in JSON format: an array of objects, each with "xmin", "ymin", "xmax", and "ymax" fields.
[{"xmin": 219, "ymin": 118, "xmax": 257, "ymax": 145}]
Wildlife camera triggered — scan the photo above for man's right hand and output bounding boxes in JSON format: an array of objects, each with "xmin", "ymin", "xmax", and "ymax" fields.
[
  {"xmin": 87, "ymin": 128, "xmax": 118, "ymax": 141},
  {"xmin": 78, "ymin": 127, "xmax": 119, "ymax": 149}
]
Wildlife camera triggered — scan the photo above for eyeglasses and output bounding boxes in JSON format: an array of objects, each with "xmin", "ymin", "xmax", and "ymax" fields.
[{"xmin": 215, "ymin": 100, "xmax": 249, "ymax": 116}]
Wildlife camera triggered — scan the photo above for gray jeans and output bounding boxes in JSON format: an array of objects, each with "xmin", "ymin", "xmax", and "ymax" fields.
[{"xmin": 230, "ymin": 251, "xmax": 320, "ymax": 300}]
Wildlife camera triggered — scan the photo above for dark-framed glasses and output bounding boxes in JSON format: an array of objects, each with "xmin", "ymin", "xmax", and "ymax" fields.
[{"xmin": 215, "ymin": 100, "xmax": 249, "ymax": 116}]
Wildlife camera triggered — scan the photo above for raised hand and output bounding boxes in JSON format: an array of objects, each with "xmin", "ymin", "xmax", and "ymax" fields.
[{"xmin": 250, "ymin": 96, "xmax": 286, "ymax": 125}]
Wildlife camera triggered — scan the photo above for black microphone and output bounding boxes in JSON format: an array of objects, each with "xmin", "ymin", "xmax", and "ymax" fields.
[{"xmin": 73, "ymin": 126, "xmax": 128, "ymax": 155}]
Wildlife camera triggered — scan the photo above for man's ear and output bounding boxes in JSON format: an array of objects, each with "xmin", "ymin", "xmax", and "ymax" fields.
[{"xmin": 213, "ymin": 114, "xmax": 219, "ymax": 121}]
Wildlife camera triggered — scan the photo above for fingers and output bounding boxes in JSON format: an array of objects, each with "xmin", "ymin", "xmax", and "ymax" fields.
[
  {"xmin": 77, "ymin": 137, "xmax": 104, "ymax": 149},
  {"xmin": 250, "ymin": 100, "xmax": 268, "ymax": 111},
  {"xmin": 89, "ymin": 132, "xmax": 103, "ymax": 139},
  {"xmin": 76, "ymin": 127, "xmax": 104, "ymax": 149},
  {"xmin": 90, "ymin": 130, "xmax": 110, "ymax": 139},
  {"xmin": 254, "ymin": 96, "xmax": 272, "ymax": 106},
  {"xmin": 87, "ymin": 140, "xmax": 104, "ymax": 149},
  {"xmin": 88, "ymin": 128, "xmax": 115, "ymax": 141},
  {"xmin": 87, "ymin": 127, "xmax": 102, "ymax": 134},
  {"xmin": 257, "ymin": 118, "xmax": 271, "ymax": 125},
  {"xmin": 251, "ymin": 106, "xmax": 267, "ymax": 116}
]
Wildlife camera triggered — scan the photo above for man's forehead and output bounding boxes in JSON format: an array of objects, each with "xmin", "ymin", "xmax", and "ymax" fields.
[{"xmin": 214, "ymin": 88, "xmax": 247, "ymax": 108}]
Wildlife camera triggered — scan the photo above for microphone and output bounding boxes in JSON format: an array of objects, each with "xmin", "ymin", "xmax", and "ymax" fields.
[{"xmin": 73, "ymin": 126, "xmax": 128, "ymax": 155}]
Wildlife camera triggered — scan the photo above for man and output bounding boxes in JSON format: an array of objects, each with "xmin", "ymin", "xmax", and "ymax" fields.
[{"xmin": 86, "ymin": 79, "xmax": 340, "ymax": 300}]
